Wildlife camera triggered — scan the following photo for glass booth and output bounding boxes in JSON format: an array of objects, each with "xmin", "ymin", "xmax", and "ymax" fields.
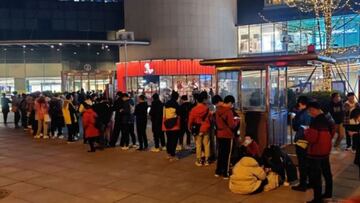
[{"xmin": 201, "ymin": 53, "xmax": 336, "ymax": 150}]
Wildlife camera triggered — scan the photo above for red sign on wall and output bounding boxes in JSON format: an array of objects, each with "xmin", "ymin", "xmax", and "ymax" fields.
[{"xmin": 116, "ymin": 59, "xmax": 215, "ymax": 92}]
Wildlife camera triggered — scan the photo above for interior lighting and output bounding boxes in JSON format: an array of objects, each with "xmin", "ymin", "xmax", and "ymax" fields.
[{"xmin": 51, "ymin": 45, "xmax": 55, "ymax": 48}]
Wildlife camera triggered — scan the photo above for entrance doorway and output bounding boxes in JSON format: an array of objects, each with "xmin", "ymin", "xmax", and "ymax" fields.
[{"xmin": 62, "ymin": 71, "xmax": 114, "ymax": 92}]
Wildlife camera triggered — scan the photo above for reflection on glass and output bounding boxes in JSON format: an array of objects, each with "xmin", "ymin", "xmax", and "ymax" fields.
[
  {"xmin": 218, "ymin": 71, "xmax": 239, "ymax": 107},
  {"xmin": 239, "ymin": 26, "xmax": 249, "ymax": 54},
  {"xmin": 262, "ymin": 23, "xmax": 274, "ymax": 53},
  {"xmin": 241, "ymin": 70, "xmax": 266, "ymax": 111},
  {"xmin": 0, "ymin": 78, "xmax": 15, "ymax": 94},
  {"xmin": 200, "ymin": 75, "xmax": 212, "ymax": 92},
  {"xmin": 250, "ymin": 25, "xmax": 261, "ymax": 53},
  {"xmin": 173, "ymin": 76, "xmax": 188, "ymax": 96},
  {"xmin": 160, "ymin": 76, "xmax": 173, "ymax": 102}
]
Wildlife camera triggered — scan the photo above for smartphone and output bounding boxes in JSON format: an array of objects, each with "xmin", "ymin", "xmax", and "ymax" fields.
[
  {"xmin": 301, "ymin": 125, "xmax": 309, "ymax": 129},
  {"xmin": 234, "ymin": 117, "xmax": 240, "ymax": 120}
]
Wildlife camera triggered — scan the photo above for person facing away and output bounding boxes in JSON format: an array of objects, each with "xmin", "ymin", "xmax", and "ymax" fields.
[
  {"xmin": 49, "ymin": 93, "xmax": 64, "ymax": 139},
  {"xmin": 11, "ymin": 92, "xmax": 21, "ymax": 128},
  {"xmin": 119, "ymin": 93, "xmax": 132, "ymax": 150},
  {"xmin": 304, "ymin": 101, "xmax": 335, "ymax": 203},
  {"xmin": 188, "ymin": 91, "xmax": 211, "ymax": 166},
  {"xmin": 215, "ymin": 95, "xmax": 240, "ymax": 179},
  {"xmin": 179, "ymin": 95, "xmax": 193, "ymax": 149},
  {"xmin": 291, "ymin": 96, "xmax": 312, "ymax": 192},
  {"xmin": 329, "ymin": 92, "xmax": 345, "ymax": 151},
  {"xmin": 1, "ymin": 93, "xmax": 11, "ymax": 125},
  {"xmin": 162, "ymin": 91, "xmax": 181, "ymax": 161},
  {"xmin": 62, "ymin": 94, "xmax": 78, "ymax": 143},
  {"xmin": 149, "ymin": 93, "xmax": 165, "ymax": 152},
  {"xmin": 110, "ymin": 91, "xmax": 124, "ymax": 147},
  {"xmin": 19, "ymin": 93, "xmax": 28, "ymax": 129},
  {"xmin": 344, "ymin": 92, "xmax": 360, "ymax": 152},
  {"xmin": 82, "ymin": 103, "xmax": 101, "ymax": 152},
  {"xmin": 134, "ymin": 95, "xmax": 149, "ymax": 150},
  {"xmin": 34, "ymin": 96, "xmax": 50, "ymax": 139}
]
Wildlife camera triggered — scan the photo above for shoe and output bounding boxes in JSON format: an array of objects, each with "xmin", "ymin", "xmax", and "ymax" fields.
[
  {"xmin": 214, "ymin": 174, "xmax": 220, "ymax": 178},
  {"xmin": 204, "ymin": 160, "xmax": 210, "ymax": 166},
  {"xmin": 43, "ymin": 135, "xmax": 50, "ymax": 139},
  {"xmin": 169, "ymin": 157, "xmax": 179, "ymax": 162},
  {"xmin": 162, "ymin": 146, "xmax": 167, "ymax": 151},
  {"xmin": 223, "ymin": 176, "xmax": 229, "ymax": 180},
  {"xmin": 176, "ymin": 145, "xmax": 183, "ymax": 151},
  {"xmin": 351, "ymin": 149, "xmax": 356, "ymax": 154},
  {"xmin": 283, "ymin": 181, "xmax": 290, "ymax": 187},
  {"xmin": 51, "ymin": 136, "xmax": 57, "ymax": 139},
  {"xmin": 67, "ymin": 141, "xmax": 75, "ymax": 144},
  {"xmin": 195, "ymin": 159, "xmax": 202, "ymax": 167},
  {"xmin": 58, "ymin": 135, "xmax": 64, "ymax": 139},
  {"xmin": 34, "ymin": 135, "xmax": 41, "ymax": 139},
  {"xmin": 121, "ymin": 146, "xmax": 129, "ymax": 150},
  {"xmin": 150, "ymin": 148, "xmax": 160, "ymax": 152},
  {"xmin": 136, "ymin": 148, "xmax": 144, "ymax": 151},
  {"xmin": 345, "ymin": 147, "xmax": 352, "ymax": 151},
  {"xmin": 291, "ymin": 185, "xmax": 306, "ymax": 192},
  {"xmin": 87, "ymin": 150, "xmax": 96, "ymax": 153}
]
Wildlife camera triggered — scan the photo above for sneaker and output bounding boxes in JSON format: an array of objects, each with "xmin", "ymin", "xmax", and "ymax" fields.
[
  {"xmin": 169, "ymin": 157, "xmax": 179, "ymax": 162},
  {"xmin": 58, "ymin": 135, "xmax": 64, "ymax": 139},
  {"xmin": 345, "ymin": 147, "xmax": 352, "ymax": 151},
  {"xmin": 34, "ymin": 135, "xmax": 41, "ymax": 139},
  {"xmin": 67, "ymin": 141, "xmax": 75, "ymax": 144},
  {"xmin": 51, "ymin": 136, "xmax": 57, "ymax": 139},
  {"xmin": 214, "ymin": 174, "xmax": 220, "ymax": 178},
  {"xmin": 121, "ymin": 146, "xmax": 129, "ymax": 150},
  {"xmin": 204, "ymin": 160, "xmax": 210, "ymax": 166},
  {"xmin": 43, "ymin": 135, "xmax": 50, "ymax": 139},
  {"xmin": 223, "ymin": 176, "xmax": 229, "ymax": 180},
  {"xmin": 176, "ymin": 145, "xmax": 182, "ymax": 151},
  {"xmin": 351, "ymin": 149, "xmax": 356, "ymax": 154},
  {"xmin": 283, "ymin": 181, "xmax": 290, "ymax": 187},
  {"xmin": 150, "ymin": 148, "xmax": 160, "ymax": 152},
  {"xmin": 195, "ymin": 159, "xmax": 202, "ymax": 167},
  {"xmin": 162, "ymin": 146, "xmax": 167, "ymax": 151}
]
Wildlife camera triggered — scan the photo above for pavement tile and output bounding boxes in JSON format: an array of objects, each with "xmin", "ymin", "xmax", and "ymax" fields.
[
  {"xmin": 114, "ymin": 194, "xmax": 166, "ymax": 203},
  {"xmin": 78, "ymin": 187, "xmax": 131, "ymax": 203},
  {"xmin": 1, "ymin": 182, "xmax": 43, "ymax": 197}
]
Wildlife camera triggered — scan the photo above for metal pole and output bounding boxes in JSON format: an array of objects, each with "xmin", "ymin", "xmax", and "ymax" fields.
[{"xmin": 124, "ymin": 41, "xmax": 128, "ymax": 93}]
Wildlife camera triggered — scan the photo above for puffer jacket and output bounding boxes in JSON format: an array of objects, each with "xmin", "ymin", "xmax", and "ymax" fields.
[
  {"xmin": 188, "ymin": 103, "xmax": 210, "ymax": 133},
  {"xmin": 162, "ymin": 99, "xmax": 181, "ymax": 131},
  {"xmin": 304, "ymin": 113, "xmax": 335, "ymax": 158},
  {"xmin": 62, "ymin": 100, "xmax": 77, "ymax": 125},
  {"xmin": 82, "ymin": 108, "xmax": 100, "ymax": 138},
  {"xmin": 215, "ymin": 105, "xmax": 239, "ymax": 139},
  {"xmin": 229, "ymin": 157, "xmax": 266, "ymax": 194}
]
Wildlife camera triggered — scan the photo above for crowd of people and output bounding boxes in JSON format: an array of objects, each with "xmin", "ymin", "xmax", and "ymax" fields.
[{"xmin": 1, "ymin": 89, "xmax": 359, "ymax": 203}]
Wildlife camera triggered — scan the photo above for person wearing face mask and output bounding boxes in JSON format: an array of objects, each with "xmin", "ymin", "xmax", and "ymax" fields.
[{"xmin": 215, "ymin": 95, "xmax": 240, "ymax": 179}]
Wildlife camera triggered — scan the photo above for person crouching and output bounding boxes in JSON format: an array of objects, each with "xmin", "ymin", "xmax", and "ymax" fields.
[{"xmin": 82, "ymin": 103, "xmax": 101, "ymax": 152}]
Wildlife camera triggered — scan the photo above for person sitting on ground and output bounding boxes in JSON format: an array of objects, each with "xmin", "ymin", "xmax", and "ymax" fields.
[{"xmin": 229, "ymin": 156, "xmax": 268, "ymax": 194}]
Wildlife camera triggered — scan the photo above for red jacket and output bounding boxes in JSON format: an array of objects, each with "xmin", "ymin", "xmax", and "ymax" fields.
[
  {"xmin": 246, "ymin": 141, "xmax": 260, "ymax": 157},
  {"xmin": 215, "ymin": 105, "xmax": 239, "ymax": 139},
  {"xmin": 188, "ymin": 103, "xmax": 210, "ymax": 133},
  {"xmin": 304, "ymin": 113, "xmax": 335, "ymax": 158},
  {"xmin": 82, "ymin": 109, "xmax": 100, "ymax": 138}
]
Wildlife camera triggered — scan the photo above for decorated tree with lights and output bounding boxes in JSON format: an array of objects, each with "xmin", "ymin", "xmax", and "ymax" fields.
[{"xmin": 283, "ymin": 0, "xmax": 359, "ymax": 91}]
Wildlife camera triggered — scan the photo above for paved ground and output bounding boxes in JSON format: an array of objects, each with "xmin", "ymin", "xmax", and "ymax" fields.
[{"xmin": 0, "ymin": 122, "xmax": 359, "ymax": 203}]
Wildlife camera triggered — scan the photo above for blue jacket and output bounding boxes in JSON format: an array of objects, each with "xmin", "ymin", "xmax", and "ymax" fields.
[{"xmin": 292, "ymin": 109, "xmax": 312, "ymax": 142}]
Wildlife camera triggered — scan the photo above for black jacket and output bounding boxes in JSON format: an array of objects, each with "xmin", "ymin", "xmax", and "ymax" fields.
[
  {"xmin": 329, "ymin": 101, "xmax": 344, "ymax": 124},
  {"xmin": 119, "ymin": 99, "xmax": 131, "ymax": 125},
  {"xmin": 149, "ymin": 100, "xmax": 163, "ymax": 129},
  {"xmin": 93, "ymin": 101, "xmax": 112, "ymax": 125},
  {"xmin": 179, "ymin": 102, "xmax": 192, "ymax": 124},
  {"xmin": 135, "ymin": 101, "xmax": 148, "ymax": 124},
  {"xmin": 113, "ymin": 98, "xmax": 123, "ymax": 120}
]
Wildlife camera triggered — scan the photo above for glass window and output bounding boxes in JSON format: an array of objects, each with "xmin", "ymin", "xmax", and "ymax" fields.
[
  {"xmin": 301, "ymin": 19, "xmax": 316, "ymax": 49},
  {"xmin": 332, "ymin": 16, "xmax": 344, "ymax": 48},
  {"xmin": 287, "ymin": 20, "xmax": 301, "ymax": 51},
  {"xmin": 200, "ymin": 75, "xmax": 212, "ymax": 93},
  {"xmin": 250, "ymin": 25, "xmax": 261, "ymax": 53},
  {"xmin": 0, "ymin": 78, "xmax": 15, "ymax": 94},
  {"xmin": 218, "ymin": 71, "xmax": 239, "ymax": 107},
  {"xmin": 315, "ymin": 18, "xmax": 326, "ymax": 50},
  {"xmin": 160, "ymin": 76, "xmax": 173, "ymax": 102},
  {"xmin": 344, "ymin": 15, "xmax": 359, "ymax": 47},
  {"xmin": 27, "ymin": 77, "xmax": 61, "ymax": 93},
  {"xmin": 262, "ymin": 23, "xmax": 274, "ymax": 53},
  {"xmin": 270, "ymin": 68, "xmax": 279, "ymax": 108},
  {"xmin": 173, "ymin": 75, "xmax": 188, "ymax": 96},
  {"xmin": 274, "ymin": 23, "xmax": 285, "ymax": 51},
  {"xmin": 241, "ymin": 70, "xmax": 266, "ymax": 111},
  {"xmin": 238, "ymin": 26, "xmax": 249, "ymax": 54}
]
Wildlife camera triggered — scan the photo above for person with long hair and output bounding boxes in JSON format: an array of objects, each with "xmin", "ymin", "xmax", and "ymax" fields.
[{"xmin": 34, "ymin": 96, "xmax": 50, "ymax": 139}]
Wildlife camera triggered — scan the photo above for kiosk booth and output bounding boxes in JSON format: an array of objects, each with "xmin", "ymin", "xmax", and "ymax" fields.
[{"xmin": 200, "ymin": 53, "xmax": 336, "ymax": 150}]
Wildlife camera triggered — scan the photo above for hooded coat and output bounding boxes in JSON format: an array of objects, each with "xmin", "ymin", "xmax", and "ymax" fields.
[
  {"xmin": 188, "ymin": 103, "xmax": 210, "ymax": 133},
  {"xmin": 215, "ymin": 105, "xmax": 239, "ymax": 139},
  {"xmin": 229, "ymin": 157, "xmax": 266, "ymax": 194}
]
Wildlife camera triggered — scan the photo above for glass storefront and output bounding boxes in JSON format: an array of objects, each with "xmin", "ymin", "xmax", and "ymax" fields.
[
  {"xmin": 126, "ymin": 75, "xmax": 215, "ymax": 102},
  {"xmin": 62, "ymin": 71, "xmax": 113, "ymax": 92},
  {"xmin": 26, "ymin": 77, "xmax": 62, "ymax": 93},
  {"xmin": 238, "ymin": 14, "xmax": 360, "ymax": 55},
  {"xmin": 0, "ymin": 78, "xmax": 15, "ymax": 94}
]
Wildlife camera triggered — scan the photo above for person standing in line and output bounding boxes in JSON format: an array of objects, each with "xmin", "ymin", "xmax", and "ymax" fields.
[
  {"xmin": 1, "ymin": 93, "xmax": 11, "ymax": 125},
  {"xmin": 162, "ymin": 91, "xmax": 181, "ymax": 161},
  {"xmin": 134, "ymin": 95, "xmax": 148, "ymax": 151},
  {"xmin": 19, "ymin": 93, "xmax": 28, "ymax": 129},
  {"xmin": 128, "ymin": 92, "xmax": 137, "ymax": 148},
  {"xmin": 49, "ymin": 93, "xmax": 64, "ymax": 139},
  {"xmin": 110, "ymin": 92, "xmax": 123, "ymax": 147},
  {"xmin": 291, "ymin": 96, "xmax": 312, "ymax": 192},
  {"xmin": 215, "ymin": 95, "xmax": 240, "ymax": 179},
  {"xmin": 11, "ymin": 92, "xmax": 21, "ymax": 128},
  {"xmin": 179, "ymin": 95, "xmax": 193, "ymax": 150},
  {"xmin": 329, "ymin": 92, "xmax": 345, "ymax": 151},
  {"xmin": 34, "ymin": 96, "xmax": 50, "ymax": 139},
  {"xmin": 92, "ymin": 97, "xmax": 112, "ymax": 147},
  {"xmin": 62, "ymin": 94, "xmax": 78, "ymax": 143},
  {"xmin": 82, "ymin": 103, "xmax": 101, "ymax": 152},
  {"xmin": 209, "ymin": 95, "xmax": 224, "ymax": 161},
  {"xmin": 188, "ymin": 91, "xmax": 211, "ymax": 166},
  {"xmin": 344, "ymin": 92, "xmax": 360, "ymax": 152},
  {"xmin": 149, "ymin": 93, "xmax": 166, "ymax": 152},
  {"xmin": 304, "ymin": 101, "xmax": 335, "ymax": 203},
  {"xmin": 119, "ymin": 93, "xmax": 132, "ymax": 150}
]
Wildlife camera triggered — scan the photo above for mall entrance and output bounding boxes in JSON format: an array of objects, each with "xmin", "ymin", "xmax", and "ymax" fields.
[{"xmin": 62, "ymin": 70, "xmax": 114, "ymax": 92}]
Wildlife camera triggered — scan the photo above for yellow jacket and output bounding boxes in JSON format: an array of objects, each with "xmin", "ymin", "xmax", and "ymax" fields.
[
  {"xmin": 229, "ymin": 157, "xmax": 266, "ymax": 194},
  {"xmin": 62, "ymin": 100, "xmax": 77, "ymax": 125}
]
